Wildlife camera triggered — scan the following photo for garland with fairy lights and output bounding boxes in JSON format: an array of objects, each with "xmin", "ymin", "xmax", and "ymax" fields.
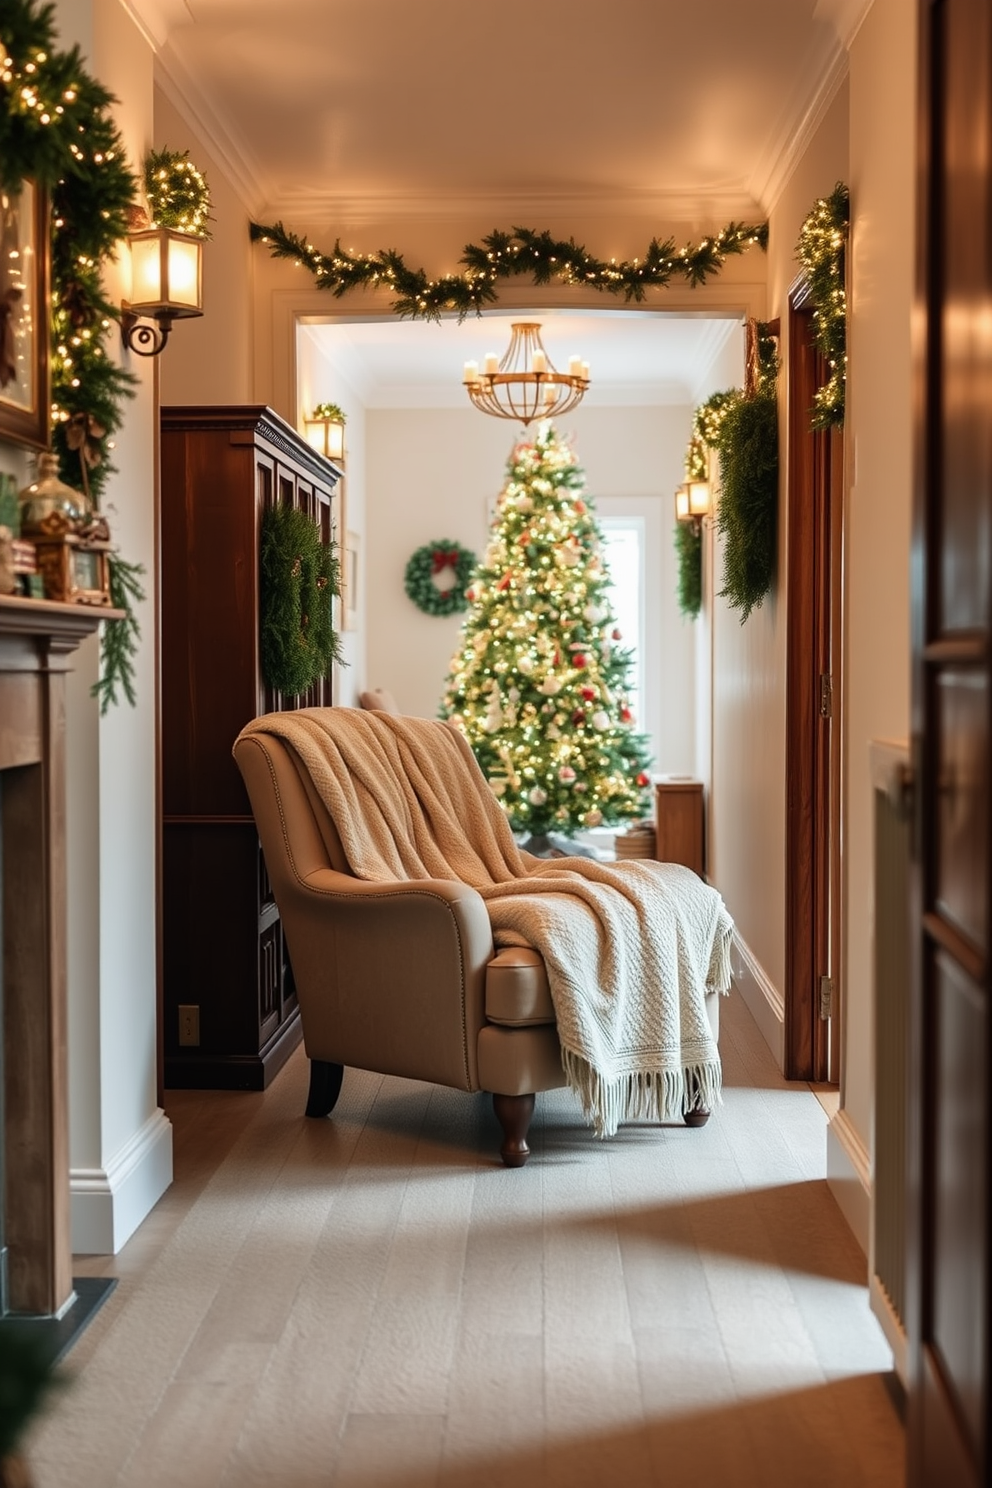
[
  {"xmin": 249, "ymin": 219, "xmax": 769, "ymax": 320},
  {"xmin": 1, "ymin": 0, "xmax": 147, "ymax": 711},
  {"xmin": 144, "ymin": 146, "xmax": 212, "ymax": 237},
  {"xmin": 404, "ymin": 540, "xmax": 477, "ymax": 617},
  {"xmin": 796, "ymin": 182, "xmax": 849, "ymax": 429},
  {"xmin": 674, "ymin": 389, "xmax": 736, "ymax": 620}
]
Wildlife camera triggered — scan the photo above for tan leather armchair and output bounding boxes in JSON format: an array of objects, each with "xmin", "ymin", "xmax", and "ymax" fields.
[{"xmin": 234, "ymin": 728, "xmax": 718, "ymax": 1166}]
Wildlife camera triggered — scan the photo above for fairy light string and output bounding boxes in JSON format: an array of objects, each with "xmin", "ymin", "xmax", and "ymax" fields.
[{"xmin": 249, "ymin": 219, "xmax": 769, "ymax": 320}]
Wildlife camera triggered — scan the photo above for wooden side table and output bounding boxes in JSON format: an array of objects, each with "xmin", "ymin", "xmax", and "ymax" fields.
[{"xmin": 653, "ymin": 777, "xmax": 704, "ymax": 876}]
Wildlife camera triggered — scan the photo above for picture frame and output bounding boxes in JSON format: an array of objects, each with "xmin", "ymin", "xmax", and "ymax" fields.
[
  {"xmin": 345, "ymin": 530, "xmax": 359, "ymax": 628},
  {"xmin": 0, "ymin": 181, "xmax": 50, "ymax": 450}
]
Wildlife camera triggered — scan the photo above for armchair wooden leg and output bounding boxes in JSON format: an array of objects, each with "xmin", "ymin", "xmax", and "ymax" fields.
[
  {"xmin": 492, "ymin": 1092, "xmax": 536, "ymax": 1167},
  {"xmin": 683, "ymin": 1108, "xmax": 710, "ymax": 1128},
  {"xmin": 305, "ymin": 1059, "xmax": 344, "ymax": 1118}
]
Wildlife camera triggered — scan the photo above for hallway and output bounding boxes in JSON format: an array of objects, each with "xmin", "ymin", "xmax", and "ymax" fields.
[{"xmin": 28, "ymin": 991, "xmax": 903, "ymax": 1487}]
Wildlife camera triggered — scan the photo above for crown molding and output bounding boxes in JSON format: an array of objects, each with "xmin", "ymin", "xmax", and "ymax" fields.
[
  {"xmin": 750, "ymin": 35, "xmax": 850, "ymax": 214},
  {"xmin": 255, "ymin": 186, "xmax": 765, "ymax": 234}
]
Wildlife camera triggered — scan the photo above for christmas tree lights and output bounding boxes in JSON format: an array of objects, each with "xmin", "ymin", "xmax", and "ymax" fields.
[{"xmin": 442, "ymin": 423, "xmax": 652, "ymax": 838}]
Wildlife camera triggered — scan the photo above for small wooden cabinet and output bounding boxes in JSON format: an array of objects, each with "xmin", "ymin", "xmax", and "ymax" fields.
[
  {"xmin": 653, "ymin": 777, "xmax": 705, "ymax": 877},
  {"xmin": 160, "ymin": 405, "xmax": 342, "ymax": 1089}
]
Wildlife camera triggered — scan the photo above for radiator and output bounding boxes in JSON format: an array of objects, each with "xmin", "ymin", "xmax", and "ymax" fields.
[{"xmin": 869, "ymin": 739, "xmax": 912, "ymax": 1383}]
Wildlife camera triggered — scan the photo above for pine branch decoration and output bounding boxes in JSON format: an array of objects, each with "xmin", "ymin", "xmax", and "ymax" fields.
[
  {"xmin": 92, "ymin": 554, "xmax": 145, "ymax": 714},
  {"xmin": 675, "ymin": 521, "xmax": 702, "ymax": 619},
  {"xmin": 249, "ymin": 219, "xmax": 768, "ymax": 322}
]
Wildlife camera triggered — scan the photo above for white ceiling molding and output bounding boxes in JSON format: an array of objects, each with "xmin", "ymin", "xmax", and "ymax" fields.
[
  {"xmin": 749, "ymin": 36, "xmax": 850, "ymax": 213},
  {"xmin": 688, "ymin": 319, "xmax": 743, "ymax": 406},
  {"xmin": 116, "ymin": 0, "xmax": 190, "ymax": 52},
  {"xmin": 260, "ymin": 186, "xmax": 765, "ymax": 233},
  {"xmin": 814, "ymin": 0, "xmax": 875, "ymax": 50},
  {"xmin": 151, "ymin": 47, "xmax": 267, "ymax": 220}
]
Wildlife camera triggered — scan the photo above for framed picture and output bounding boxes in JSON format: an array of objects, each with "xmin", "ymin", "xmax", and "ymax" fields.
[
  {"xmin": 345, "ymin": 530, "xmax": 359, "ymax": 628},
  {"xmin": 0, "ymin": 181, "xmax": 50, "ymax": 450}
]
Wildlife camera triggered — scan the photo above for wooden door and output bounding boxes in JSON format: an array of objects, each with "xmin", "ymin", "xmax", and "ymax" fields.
[
  {"xmin": 785, "ymin": 286, "xmax": 842, "ymax": 1082},
  {"xmin": 908, "ymin": 2, "xmax": 991, "ymax": 1482}
]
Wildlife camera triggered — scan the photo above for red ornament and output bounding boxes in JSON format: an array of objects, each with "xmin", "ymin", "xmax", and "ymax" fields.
[
  {"xmin": 498, "ymin": 573, "xmax": 512, "ymax": 591},
  {"xmin": 518, "ymin": 529, "xmax": 531, "ymax": 545},
  {"xmin": 580, "ymin": 686, "xmax": 596, "ymax": 701},
  {"xmin": 612, "ymin": 628, "xmax": 622, "ymax": 641},
  {"xmin": 572, "ymin": 709, "xmax": 586, "ymax": 725},
  {"xmin": 620, "ymin": 706, "xmax": 632, "ymax": 722},
  {"xmin": 636, "ymin": 772, "xmax": 650, "ymax": 787},
  {"xmin": 573, "ymin": 653, "xmax": 587, "ymax": 669},
  {"xmin": 574, "ymin": 499, "xmax": 586, "ymax": 514}
]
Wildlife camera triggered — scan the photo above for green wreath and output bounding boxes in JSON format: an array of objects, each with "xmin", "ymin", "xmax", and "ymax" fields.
[
  {"xmin": 260, "ymin": 504, "xmax": 342, "ymax": 695},
  {"xmin": 404, "ymin": 540, "xmax": 477, "ymax": 617}
]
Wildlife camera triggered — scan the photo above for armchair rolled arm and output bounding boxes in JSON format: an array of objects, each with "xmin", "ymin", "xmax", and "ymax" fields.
[{"xmin": 275, "ymin": 865, "xmax": 495, "ymax": 1092}]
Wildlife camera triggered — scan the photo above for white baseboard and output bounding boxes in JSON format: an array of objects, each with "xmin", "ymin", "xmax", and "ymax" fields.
[
  {"xmin": 869, "ymin": 1273, "xmax": 908, "ymax": 1387},
  {"xmin": 732, "ymin": 929, "xmax": 785, "ymax": 1070},
  {"xmin": 71, "ymin": 1108, "xmax": 173, "ymax": 1255},
  {"xmin": 827, "ymin": 1108, "xmax": 871, "ymax": 1256}
]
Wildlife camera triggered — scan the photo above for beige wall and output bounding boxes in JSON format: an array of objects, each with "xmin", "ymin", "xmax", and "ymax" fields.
[
  {"xmin": 154, "ymin": 89, "xmax": 254, "ymax": 406},
  {"xmin": 843, "ymin": 0, "xmax": 916, "ymax": 1146},
  {"xmin": 57, "ymin": 0, "xmax": 171, "ymax": 1251}
]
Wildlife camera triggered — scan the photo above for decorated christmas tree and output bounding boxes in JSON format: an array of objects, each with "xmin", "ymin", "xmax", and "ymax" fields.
[{"xmin": 442, "ymin": 422, "xmax": 653, "ymax": 840}]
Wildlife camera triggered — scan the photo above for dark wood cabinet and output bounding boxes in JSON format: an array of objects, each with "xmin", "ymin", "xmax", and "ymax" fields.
[
  {"xmin": 653, "ymin": 777, "xmax": 705, "ymax": 877},
  {"xmin": 160, "ymin": 405, "xmax": 341, "ymax": 1089}
]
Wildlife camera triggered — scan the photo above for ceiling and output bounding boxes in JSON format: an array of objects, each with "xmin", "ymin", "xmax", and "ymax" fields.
[
  {"xmin": 124, "ymin": 0, "xmax": 868, "ymax": 398},
  {"xmin": 133, "ymin": 0, "xmax": 868, "ymax": 227},
  {"xmin": 299, "ymin": 310, "xmax": 743, "ymax": 408}
]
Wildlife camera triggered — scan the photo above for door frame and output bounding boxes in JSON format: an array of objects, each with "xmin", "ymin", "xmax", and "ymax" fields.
[{"xmin": 785, "ymin": 278, "xmax": 844, "ymax": 1083}]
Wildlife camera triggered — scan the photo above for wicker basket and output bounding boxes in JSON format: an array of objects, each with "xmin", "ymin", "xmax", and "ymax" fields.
[{"xmin": 614, "ymin": 822, "xmax": 656, "ymax": 860}]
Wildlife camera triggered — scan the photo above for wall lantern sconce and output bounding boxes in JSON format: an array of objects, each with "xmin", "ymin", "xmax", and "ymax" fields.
[
  {"xmin": 304, "ymin": 410, "xmax": 346, "ymax": 465},
  {"xmin": 674, "ymin": 478, "xmax": 711, "ymax": 531},
  {"xmin": 121, "ymin": 227, "xmax": 204, "ymax": 357}
]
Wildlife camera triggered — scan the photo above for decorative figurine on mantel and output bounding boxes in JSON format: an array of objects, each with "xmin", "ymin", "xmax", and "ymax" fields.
[{"xmin": 18, "ymin": 453, "xmax": 113, "ymax": 605}]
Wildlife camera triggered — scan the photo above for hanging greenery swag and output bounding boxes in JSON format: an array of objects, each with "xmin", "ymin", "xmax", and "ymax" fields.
[
  {"xmin": 676, "ymin": 325, "xmax": 779, "ymax": 624},
  {"xmin": 675, "ymin": 519, "xmax": 702, "ymax": 620},
  {"xmin": 404, "ymin": 540, "xmax": 477, "ymax": 617},
  {"xmin": 249, "ymin": 218, "xmax": 768, "ymax": 320},
  {"xmin": 260, "ymin": 503, "xmax": 341, "ymax": 696},
  {"xmin": 796, "ymin": 181, "xmax": 849, "ymax": 429},
  {"xmin": 2, "ymin": 0, "xmax": 144, "ymax": 709}
]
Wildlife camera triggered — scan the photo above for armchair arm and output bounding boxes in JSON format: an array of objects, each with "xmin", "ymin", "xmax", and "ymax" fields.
[{"xmin": 275, "ymin": 865, "xmax": 495, "ymax": 1092}]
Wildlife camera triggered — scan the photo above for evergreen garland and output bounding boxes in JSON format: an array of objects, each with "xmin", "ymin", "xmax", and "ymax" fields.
[
  {"xmin": 1, "ymin": 0, "xmax": 148, "ymax": 709},
  {"xmin": 144, "ymin": 146, "xmax": 212, "ymax": 237},
  {"xmin": 91, "ymin": 554, "xmax": 145, "ymax": 713},
  {"xmin": 260, "ymin": 503, "xmax": 341, "ymax": 696},
  {"xmin": 715, "ymin": 389, "xmax": 779, "ymax": 622},
  {"xmin": 796, "ymin": 182, "xmax": 849, "ymax": 429},
  {"xmin": 250, "ymin": 218, "xmax": 768, "ymax": 321},
  {"xmin": 675, "ymin": 520, "xmax": 702, "ymax": 619}
]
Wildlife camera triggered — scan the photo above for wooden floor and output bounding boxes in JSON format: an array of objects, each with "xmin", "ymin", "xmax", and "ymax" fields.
[{"xmin": 27, "ymin": 992, "xmax": 903, "ymax": 1487}]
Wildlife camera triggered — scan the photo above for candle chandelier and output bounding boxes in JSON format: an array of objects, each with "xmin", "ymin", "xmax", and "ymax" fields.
[{"xmin": 463, "ymin": 322, "xmax": 590, "ymax": 425}]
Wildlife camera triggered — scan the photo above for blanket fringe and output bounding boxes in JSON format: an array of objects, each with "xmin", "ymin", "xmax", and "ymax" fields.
[
  {"xmin": 709, "ymin": 919, "xmax": 735, "ymax": 997},
  {"xmin": 561, "ymin": 1047, "xmax": 724, "ymax": 1140}
]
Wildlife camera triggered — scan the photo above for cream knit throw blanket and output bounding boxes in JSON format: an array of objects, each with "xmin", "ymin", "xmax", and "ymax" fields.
[{"xmin": 239, "ymin": 708, "xmax": 734, "ymax": 1137}]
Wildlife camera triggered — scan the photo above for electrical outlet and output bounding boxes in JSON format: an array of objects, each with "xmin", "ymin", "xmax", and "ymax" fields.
[{"xmin": 178, "ymin": 1004, "xmax": 200, "ymax": 1047}]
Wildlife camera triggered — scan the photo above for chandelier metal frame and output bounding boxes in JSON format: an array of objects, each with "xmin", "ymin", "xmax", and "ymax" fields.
[{"xmin": 463, "ymin": 322, "xmax": 590, "ymax": 425}]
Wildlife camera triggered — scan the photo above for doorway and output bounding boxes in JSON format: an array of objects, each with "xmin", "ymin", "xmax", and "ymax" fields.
[{"xmin": 785, "ymin": 284, "xmax": 843, "ymax": 1084}]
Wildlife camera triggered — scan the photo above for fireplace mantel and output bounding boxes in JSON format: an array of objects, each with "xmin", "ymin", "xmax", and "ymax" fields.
[{"xmin": 0, "ymin": 594, "xmax": 123, "ymax": 1317}]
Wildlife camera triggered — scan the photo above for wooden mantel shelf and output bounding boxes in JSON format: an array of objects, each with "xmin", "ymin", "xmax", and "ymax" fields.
[
  {"xmin": 0, "ymin": 593, "xmax": 122, "ymax": 1318},
  {"xmin": 0, "ymin": 593, "xmax": 124, "ymax": 647}
]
